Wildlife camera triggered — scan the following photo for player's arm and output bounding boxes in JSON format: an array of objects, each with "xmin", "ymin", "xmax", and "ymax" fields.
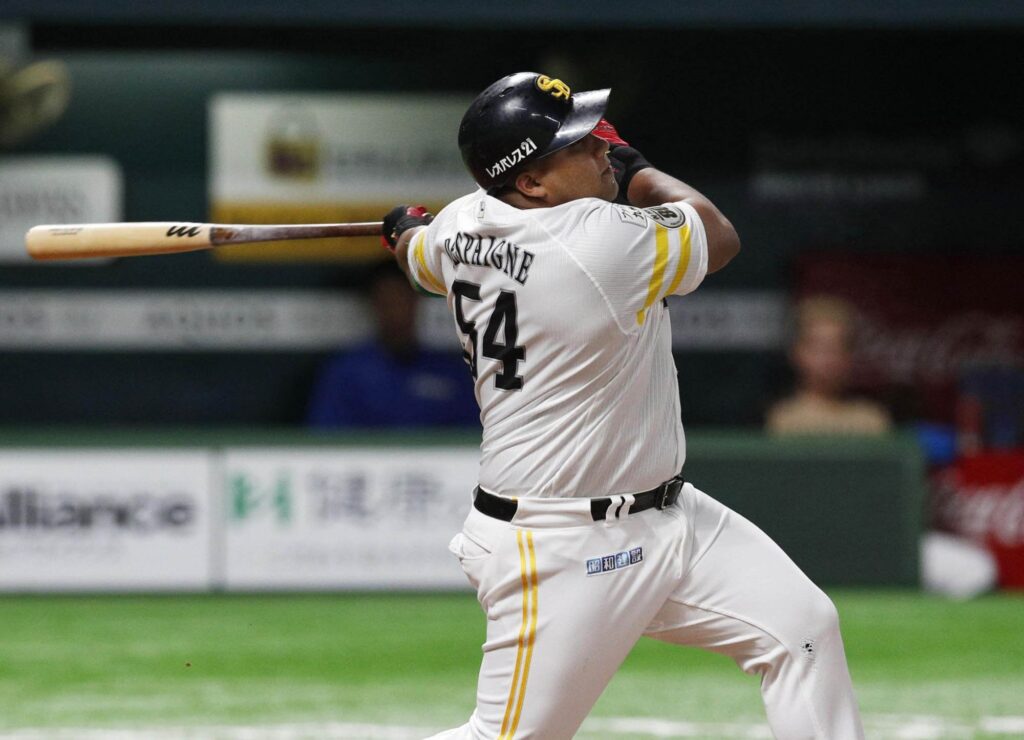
[
  {"xmin": 382, "ymin": 205, "xmax": 445, "ymax": 295},
  {"xmin": 595, "ymin": 121, "xmax": 740, "ymax": 274},
  {"xmin": 625, "ymin": 168, "xmax": 739, "ymax": 274},
  {"xmin": 576, "ymin": 195, "xmax": 709, "ymax": 330},
  {"xmin": 393, "ymin": 226, "xmax": 423, "ymax": 284}
]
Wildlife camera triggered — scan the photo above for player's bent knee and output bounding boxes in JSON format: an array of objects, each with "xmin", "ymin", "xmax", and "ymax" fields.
[
  {"xmin": 811, "ymin": 590, "xmax": 841, "ymax": 633},
  {"xmin": 794, "ymin": 587, "xmax": 842, "ymax": 651},
  {"xmin": 743, "ymin": 589, "xmax": 842, "ymax": 682}
]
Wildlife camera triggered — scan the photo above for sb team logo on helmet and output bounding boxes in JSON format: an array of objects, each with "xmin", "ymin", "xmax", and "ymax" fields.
[{"xmin": 535, "ymin": 75, "xmax": 571, "ymax": 101}]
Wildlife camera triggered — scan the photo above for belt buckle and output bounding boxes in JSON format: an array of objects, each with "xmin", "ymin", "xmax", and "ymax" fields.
[
  {"xmin": 655, "ymin": 482, "xmax": 671, "ymax": 510},
  {"xmin": 657, "ymin": 478, "xmax": 682, "ymax": 509}
]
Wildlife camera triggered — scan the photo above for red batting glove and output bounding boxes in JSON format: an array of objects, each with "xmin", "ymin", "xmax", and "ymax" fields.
[{"xmin": 592, "ymin": 118, "xmax": 629, "ymax": 148}]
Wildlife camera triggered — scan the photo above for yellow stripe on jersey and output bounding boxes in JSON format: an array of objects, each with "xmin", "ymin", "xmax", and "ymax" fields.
[
  {"xmin": 507, "ymin": 531, "xmax": 538, "ymax": 738},
  {"xmin": 636, "ymin": 224, "xmax": 669, "ymax": 326},
  {"xmin": 413, "ymin": 231, "xmax": 445, "ymax": 294},
  {"xmin": 662, "ymin": 221, "xmax": 692, "ymax": 298},
  {"xmin": 499, "ymin": 530, "xmax": 538, "ymax": 740}
]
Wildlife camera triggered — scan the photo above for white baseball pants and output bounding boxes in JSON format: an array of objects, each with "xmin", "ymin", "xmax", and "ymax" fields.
[{"xmin": 427, "ymin": 482, "xmax": 864, "ymax": 740}]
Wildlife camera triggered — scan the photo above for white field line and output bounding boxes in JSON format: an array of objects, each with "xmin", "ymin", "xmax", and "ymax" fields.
[
  {"xmin": 982, "ymin": 716, "xmax": 1024, "ymax": 733},
  {"xmin": 0, "ymin": 715, "xmax": 1022, "ymax": 739},
  {"xmin": 584, "ymin": 716, "xmax": 773, "ymax": 738},
  {"xmin": 0, "ymin": 725, "xmax": 424, "ymax": 740}
]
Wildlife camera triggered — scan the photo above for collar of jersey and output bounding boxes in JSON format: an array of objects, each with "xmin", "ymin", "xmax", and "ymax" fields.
[{"xmin": 477, "ymin": 189, "xmax": 610, "ymax": 223}]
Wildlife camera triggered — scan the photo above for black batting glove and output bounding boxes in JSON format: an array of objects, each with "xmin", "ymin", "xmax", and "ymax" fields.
[
  {"xmin": 591, "ymin": 119, "xmax": 654, "ymax": 205},
  {"xmin": 608, "ymin": 145, "xmax": 653, "ymax": 206},
  {"xmin": 381, "ymin": 204, "xmax": 434, "ymax": 252}
]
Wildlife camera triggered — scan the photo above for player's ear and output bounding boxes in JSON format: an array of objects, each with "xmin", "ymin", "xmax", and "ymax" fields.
[{"xmin": 513, "ymin": 169, "xmax": 548, "ymax": 200}]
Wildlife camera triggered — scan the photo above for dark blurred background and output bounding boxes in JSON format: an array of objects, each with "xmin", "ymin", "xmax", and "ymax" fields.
[
  {"xmin": 2, "ymin": 2, "xmax": 1020, "ymax": 428},
  {"xmin": 0, "ymin": 0, "xmax": 1022, "ymax": 600}
]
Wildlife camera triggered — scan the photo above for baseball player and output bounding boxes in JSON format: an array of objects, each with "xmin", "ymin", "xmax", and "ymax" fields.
[{"xmin": 381, "ymin": 72, "xmax": 864, "ymax": 739}]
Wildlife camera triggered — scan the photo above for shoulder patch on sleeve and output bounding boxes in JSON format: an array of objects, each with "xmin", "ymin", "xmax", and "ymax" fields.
[
  {"xmin": 613, "ymin": 204, "xmax": 649, "ymax": 228},
  {"xmin": 643, "ymin": 205, "xmax": 686, "ymax": 228}
]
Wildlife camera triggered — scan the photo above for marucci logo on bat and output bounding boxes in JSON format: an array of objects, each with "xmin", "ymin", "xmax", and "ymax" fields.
[{"xmin": 166, "ymin": 225, "xmax": 202, "ymax": 237}]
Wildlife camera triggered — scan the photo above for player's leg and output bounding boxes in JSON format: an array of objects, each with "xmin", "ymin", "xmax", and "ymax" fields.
[
  {"xmin": 645, "ymin": 483, "xmax": 864, "ymax": 740},
  {"xmin": 428, "ymin": 504, "xmax": 684, "ymax": 740}
]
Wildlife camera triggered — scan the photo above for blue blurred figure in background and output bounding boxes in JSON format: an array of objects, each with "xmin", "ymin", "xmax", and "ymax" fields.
[{"xmin": 307, "ymin": 260, "xmax": 479, "ymax": 429}]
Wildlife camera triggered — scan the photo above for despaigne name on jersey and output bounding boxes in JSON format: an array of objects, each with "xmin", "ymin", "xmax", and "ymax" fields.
[{"xmin": 442, "ymin": 232, "xmax": 536, "ymax": 285}]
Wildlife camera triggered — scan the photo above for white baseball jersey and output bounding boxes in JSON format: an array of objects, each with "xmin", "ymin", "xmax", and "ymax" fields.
[
  {"xmin": 407, "ymin": 190, "xmax": 708, "ymax": 498},
  {"xmin": 418, "ymin": 193, "xmax": 865, "ymax": 740}
]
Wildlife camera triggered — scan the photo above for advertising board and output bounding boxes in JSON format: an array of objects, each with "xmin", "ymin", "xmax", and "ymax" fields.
[
  {"xmin": 222, "ymin": 447, "xmax": 479, "ymax": 589},
  {"xmin": 934, "ymin": 451, "xmax": 1024, "ymax": 588},
  {"xmin": 209, "ymin": 93, "xmax": 474, "ymax": 262},
  {"xmin": 0, "ymin": 450, "xmax": 212, "ymax": 590},
  {"xmin": 0, "ymin": 156, "xmax": 121, "ymax": 263}
]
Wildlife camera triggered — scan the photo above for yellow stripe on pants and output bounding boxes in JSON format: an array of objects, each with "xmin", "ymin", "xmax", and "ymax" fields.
[
  {"xmin": 499, "ymin": 530, "xmax": 538, "ymax": 739},
  {"xmin": 508, "ymin": 531, "xmax": 538, "ymax": 737}
]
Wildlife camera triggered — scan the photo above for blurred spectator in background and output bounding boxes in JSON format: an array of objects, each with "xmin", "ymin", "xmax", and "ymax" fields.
[
  {"xmin": 766, "ymin": 294, "xmax": 996, "ymax": 598},
  {"xmin": 306, "ymin": 260, "xmax": 479, "ymax": 429},
  {"xmin": 766, "ymin": 295, "xmax": 892, "ymax": 435}
]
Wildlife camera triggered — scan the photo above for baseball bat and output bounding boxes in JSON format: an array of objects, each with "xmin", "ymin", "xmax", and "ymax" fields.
[{"xmin": 25, "ymin": 221, "xmax": 385, "ymax": 260}]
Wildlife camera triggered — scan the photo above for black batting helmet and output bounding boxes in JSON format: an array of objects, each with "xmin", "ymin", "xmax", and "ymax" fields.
[{"xmin": 458, "ymin": 71, "xmax": 610, "ymax": 190}]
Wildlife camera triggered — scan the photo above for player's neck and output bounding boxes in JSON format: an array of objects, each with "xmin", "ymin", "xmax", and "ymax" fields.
[{"xmin": 496, "ymin": 190, "xmax": 559, "ymax": 210}]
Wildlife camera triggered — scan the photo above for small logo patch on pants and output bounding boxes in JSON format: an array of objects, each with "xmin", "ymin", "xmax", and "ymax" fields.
[{"xmin": 586, "ymin": 547, "xmax": 643, "ymax": 576}]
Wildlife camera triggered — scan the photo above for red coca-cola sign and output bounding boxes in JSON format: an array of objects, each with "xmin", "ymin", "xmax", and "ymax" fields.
[{"xmin": 933, "ymin": 452, "xmax": 1024, "ymax": 588}]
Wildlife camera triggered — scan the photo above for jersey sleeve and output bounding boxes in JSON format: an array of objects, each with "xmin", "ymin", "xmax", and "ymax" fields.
[
  {"xmin": 571, "ymin": 200, "xmax": 709, "ymax": 330},
  {"xmin": 405, "ymin": 225, "xmax": 447, "ymax": 296}
]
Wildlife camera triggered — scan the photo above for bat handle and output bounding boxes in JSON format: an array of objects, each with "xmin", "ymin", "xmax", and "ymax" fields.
[{"xmin": 209, "ymin": 222, "xmax": 385, "ymax": 244}]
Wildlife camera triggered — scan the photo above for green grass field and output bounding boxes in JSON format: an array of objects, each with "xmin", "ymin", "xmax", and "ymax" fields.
[{"xmin": 0, "ymin": 591, "xmax": 1022, "ymax": 739}]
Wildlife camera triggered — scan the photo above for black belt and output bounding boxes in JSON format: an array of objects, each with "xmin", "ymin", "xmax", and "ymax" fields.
[{"xmin": 473, "ymin": 474, "xmax": 684, "ymax": 523}]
